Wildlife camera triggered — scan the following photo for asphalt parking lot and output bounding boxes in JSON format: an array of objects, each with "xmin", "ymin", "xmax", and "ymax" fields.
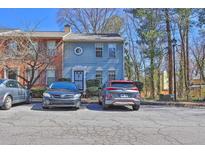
[{"xmin": 0, "ymin": 101, "xmax": 205, "ymax": 144}]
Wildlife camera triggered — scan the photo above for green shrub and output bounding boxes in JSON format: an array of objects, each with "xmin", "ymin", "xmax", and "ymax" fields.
[
  {"xmin": 86, "ymin": 86, "xmax": 99, "ymax": 97},
  {"xmin": 86, "ymin": 79, "xmax": 100, "ymax": 88},
  {"xmin": 57, "ymin": 78, "xmax": 72, "ymax": 82},
  {"xmin": 86, "ymin": 79, "xmax": 100, "ymax": 97},
  {"xmin": 31, "ymin": 88, "xmax": 46, "ymax": 98}
]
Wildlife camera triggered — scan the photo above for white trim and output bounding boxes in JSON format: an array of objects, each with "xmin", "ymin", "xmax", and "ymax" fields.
[
  {"xmin": 72, "ymin": 66, "xmax": 87, "ymax": 94},
  {"xmin": 108, "ymin": 67, "xmax": 115, "ymax": 71},
  {"xmin": 96, "ymin": 67, "xmax": 103, "ymax": 71}
]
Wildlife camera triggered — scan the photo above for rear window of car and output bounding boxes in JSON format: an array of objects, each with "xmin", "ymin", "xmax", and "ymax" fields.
[
  {"xmin": 49, "ymin": 82, "xmax": 78, "ymax": 91},
  {"xmin": 111, "ymin": 82, "xmax": 135, "ymax": 88}
]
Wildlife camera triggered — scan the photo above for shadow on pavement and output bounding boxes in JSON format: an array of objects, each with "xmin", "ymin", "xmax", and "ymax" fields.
[
  {"xmin": 31, "ymin": 102, "xmax": 79, "ymax": 111},
  {"xmin": 86, "ymin": 103, "xmax": 133, "ymax": 112}
]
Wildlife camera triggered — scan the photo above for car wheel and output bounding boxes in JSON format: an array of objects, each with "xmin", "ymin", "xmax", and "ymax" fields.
[
  {"xmin": 42, "ymin": 105, "xmax": 49, "ymax": 109},
  {"xmin": 26, "ymin": 95, "xmax": 32, "ymax": 104},
  {"xmin": 98, "ymin": 99, "xmax": 102, "ymax": 105},
  {"xmin": 132, "ymin": 105, "xmax": 140, "ymax": 111},
  {"xmin": 102, "ymin": 102, "xmax": 109, "ymax": 110},
  {"xmin": 2, "ymin": 96, "xmax": 12, "ymax": 110}
]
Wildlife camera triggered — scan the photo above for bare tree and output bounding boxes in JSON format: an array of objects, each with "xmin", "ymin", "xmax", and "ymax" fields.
[
  {"xmin": 191, "ymin": 38, "xmax": 205, "ymax": 82},
  {"xmin": 57, "ymin": 8, "xmax": 123, "ymax": 33},
  {"xmin": 0, "ymin": 30, "xmax": 62, "ymax": 89}
]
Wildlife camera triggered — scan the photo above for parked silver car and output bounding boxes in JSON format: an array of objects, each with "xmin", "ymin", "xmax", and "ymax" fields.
[
  {"xmin": 0, "ymin": 79, "xmax": 32, "ymax": 110},
  {"xmin": 99, "ymin": 80, "xmax": 141, "ymax": 110},
  {"xmin": 42, "ymin": 81, "xmax": 81, "ymax": 109}
]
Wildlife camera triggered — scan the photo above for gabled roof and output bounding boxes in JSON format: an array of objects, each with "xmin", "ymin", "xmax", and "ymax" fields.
[
  {"xmin": 29, "ymin": 31, "xmax": 66, "ymax": 38},
  {"xmin": 0, "ymin": 29, "xmax": 66, "ymax": 38},
  {"xmin": 0, "ymin": 28, "xmax": 18, "ymax": 33},
  {"xmin": 0, "ymin": 28, "xmax": 124, "ymax": 42},
  {"xmin": 63, "ymin": 33, "xmax": 124, "ymax": 42}
]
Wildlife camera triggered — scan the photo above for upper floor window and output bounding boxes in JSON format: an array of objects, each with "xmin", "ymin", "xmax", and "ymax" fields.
[
  {"xmin": 108, "ymin": 70, "xmax": 116, "ymax": 81},
  {"xmin": 95, "ymin": 43, "xmax": 103, "ymax": 57},
  {"xmin": 47, "ymin": 41, "xmax": 56, "ymax": 56},
  {"xmin": 29, "ymin": 42, "xmax": 38, "ymax": 57},
  {"xmin": 96, "ymin": 70, "xmax": 103, "ymax": 85},
  {"xmin": 8, "ymin": 41, "xmax": 17, "ymax": 51},
  {"xmin": 108, "ymin": 44, "xmax": 116, "ymax": 58}
]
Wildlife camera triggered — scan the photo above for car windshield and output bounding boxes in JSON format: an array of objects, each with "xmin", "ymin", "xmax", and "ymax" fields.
[
  {"xmin": 49, "ymin": 82, "xmax": 78, "ymax": 91},
  {"xmin": 111, "ymin": 82, "xmax": 135, "ymax": 88},
  {"xmin": 0, "ymin": 80, "xmax": 5, "ymax": 84}
]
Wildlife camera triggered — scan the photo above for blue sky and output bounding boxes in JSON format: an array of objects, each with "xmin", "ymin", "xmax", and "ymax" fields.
[{"xmin": 0, "ymin": 8, "xmax": 61, "ymax": 31}]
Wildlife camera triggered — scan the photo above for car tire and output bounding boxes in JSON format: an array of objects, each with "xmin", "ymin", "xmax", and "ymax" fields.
[
  {"xmin": 2, "ymin": 96, "xmax": 12, "ymax": 110},
  {"xmin": 98, "ymin": 99, "xmax": 102, "ymax": 105},
  {"xmin": 42, "ymin": 105, "xmax": 49, "ymax": 109},
  {"xmin": 26, "ymin": 95, "xmax": 32, "ymax": 104},
  {"xmin": 132, "ymin": 105, "xmax": 140, "ymax": 111},
  {"xmin": 102, "ymin": 102, "xmax": 109, "ymax": 110}
]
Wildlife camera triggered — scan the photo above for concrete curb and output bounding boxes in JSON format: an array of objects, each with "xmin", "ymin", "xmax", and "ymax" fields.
[{"xmin": 141, "ymin": 100, "xmax": 205, "ymax": 108}]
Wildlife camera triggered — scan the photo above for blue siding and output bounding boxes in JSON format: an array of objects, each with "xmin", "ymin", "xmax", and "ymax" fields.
[{"xmin": 63, "ymin": 42, "xmax": 124, "ymax": 89}]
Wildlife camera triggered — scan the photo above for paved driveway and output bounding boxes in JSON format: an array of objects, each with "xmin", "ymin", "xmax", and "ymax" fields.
[{"xmin": 0, "ymin": 101, "xmax": 205, "ymax": 144}]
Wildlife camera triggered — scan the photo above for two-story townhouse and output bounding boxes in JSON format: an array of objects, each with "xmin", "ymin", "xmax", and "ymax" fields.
[
  {"xmin": 62, "ymin": 33, "xmax": 124, "ymax": 93},
  {"xmin": 0, "ymin": 25, "xmax": 125, "ymax": 92},
  {"xmin": 0, "ymin": 28, "xmax": 67, "ymax": 87}
]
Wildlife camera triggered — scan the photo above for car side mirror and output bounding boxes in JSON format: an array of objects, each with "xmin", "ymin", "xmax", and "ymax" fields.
[{"xmin": 98, "ymin": 87, "xmax": 102, "ymax": 90}]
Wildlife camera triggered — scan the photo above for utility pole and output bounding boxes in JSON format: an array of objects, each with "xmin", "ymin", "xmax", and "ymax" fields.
[{"xmin": 172, "ymin": 38, "xmax": 177, "ymax": 101}]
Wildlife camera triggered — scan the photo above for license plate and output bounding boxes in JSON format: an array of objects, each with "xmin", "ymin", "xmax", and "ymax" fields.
[{"xmin": 120, "ymin": 94, "xmax": 128, "ymax": 98}]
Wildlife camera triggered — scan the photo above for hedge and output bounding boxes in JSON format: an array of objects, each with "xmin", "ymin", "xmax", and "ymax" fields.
[
  {"xmin": 86, "ymin": 79, "xmax": 101, "ymax": 97},
  {"xmin": 31, "ymin": 88, "xmax": 46, "ymax": 98}
]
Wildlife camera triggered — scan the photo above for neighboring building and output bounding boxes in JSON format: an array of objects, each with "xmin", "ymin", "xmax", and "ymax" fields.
[
  {"xmin": 62, "ymin": 33, "xmax": 124, "ymax": 92},
  {"xmin": 0, "ymin": 26, "xmax": 124, "ymax": 92},
  {"xmin": 0, "ymin": 28, "xmax": 65, "ymax": 87}
]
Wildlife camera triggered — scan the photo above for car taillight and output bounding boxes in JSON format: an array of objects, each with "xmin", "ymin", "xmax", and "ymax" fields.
[
  {"xmin": 105, "ymin": 94, "xmax": 112, "ymax": 100},
  {"xmin": 105, "ymin": 87, "xmax": 118, "ymax": 91},
  {"xmin": 131, "ymin": 87, "xmax": 138, "ymax": 91}
]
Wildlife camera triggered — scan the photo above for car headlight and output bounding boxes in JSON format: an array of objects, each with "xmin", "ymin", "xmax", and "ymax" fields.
[
  {"xmin": 43, "ymin": 93, "xmax": 51, "ymax": 98},
  {"xmin": 74, "ymin": 94, "xmax": 81, "ymax": 98}
]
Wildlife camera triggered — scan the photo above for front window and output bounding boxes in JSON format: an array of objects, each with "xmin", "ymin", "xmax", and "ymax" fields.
[
  {"xmin": 47, "ymin": 41, "xmax": 56, "ymax": 56},
  {"xmin": 6, "ymin": 81, "xmax": 19, "ymax": 88},
  {"xmin": 108, "ymin": 70, "xmax": 116, "ymax": 81},
  {"xmin": 95, "ymin": 43, "xmax": 103, "ymax": 57},
  {"xmin": 96, "ymin": 70, "xmax": 103, "ymax": 84},
  {"xmin": 108, "ymin": 44, "xmax": 116, "ymax": 58},
  {"xmin": 46, "ymin": 69, "xmax": 55, "ymax": 86},
  {"xmin": 49, "ymin": 82, "xmax": 78, "ymax": 91},
  {"xmin": 6, "ymin": 68, "xmax": 18, "ymax": 80},
  {"xmin": 26, "ymin": 69, "xmax": 38, "ymax": 82}
]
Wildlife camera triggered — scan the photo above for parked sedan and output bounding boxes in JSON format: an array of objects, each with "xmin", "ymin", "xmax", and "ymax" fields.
[
  {"xmin": 42, "ymin": 81, "xmax": 81, "ymax": 109},
  {"xmin": 0, "ymin": 79, "xmax": 32, "ymax": 110},
  {"xmin": 99, "ymin": 80, "xmax": 141, "ymax": 110}
]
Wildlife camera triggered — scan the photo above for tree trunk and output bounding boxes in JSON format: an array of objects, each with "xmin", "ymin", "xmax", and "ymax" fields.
[
  {"xmin": 165, "ymin": 8, "xmax": 173, "ymax": 95},
  {"xmin": 150, "ymin": 57, "xmax": 155, "ymax": 99}
]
